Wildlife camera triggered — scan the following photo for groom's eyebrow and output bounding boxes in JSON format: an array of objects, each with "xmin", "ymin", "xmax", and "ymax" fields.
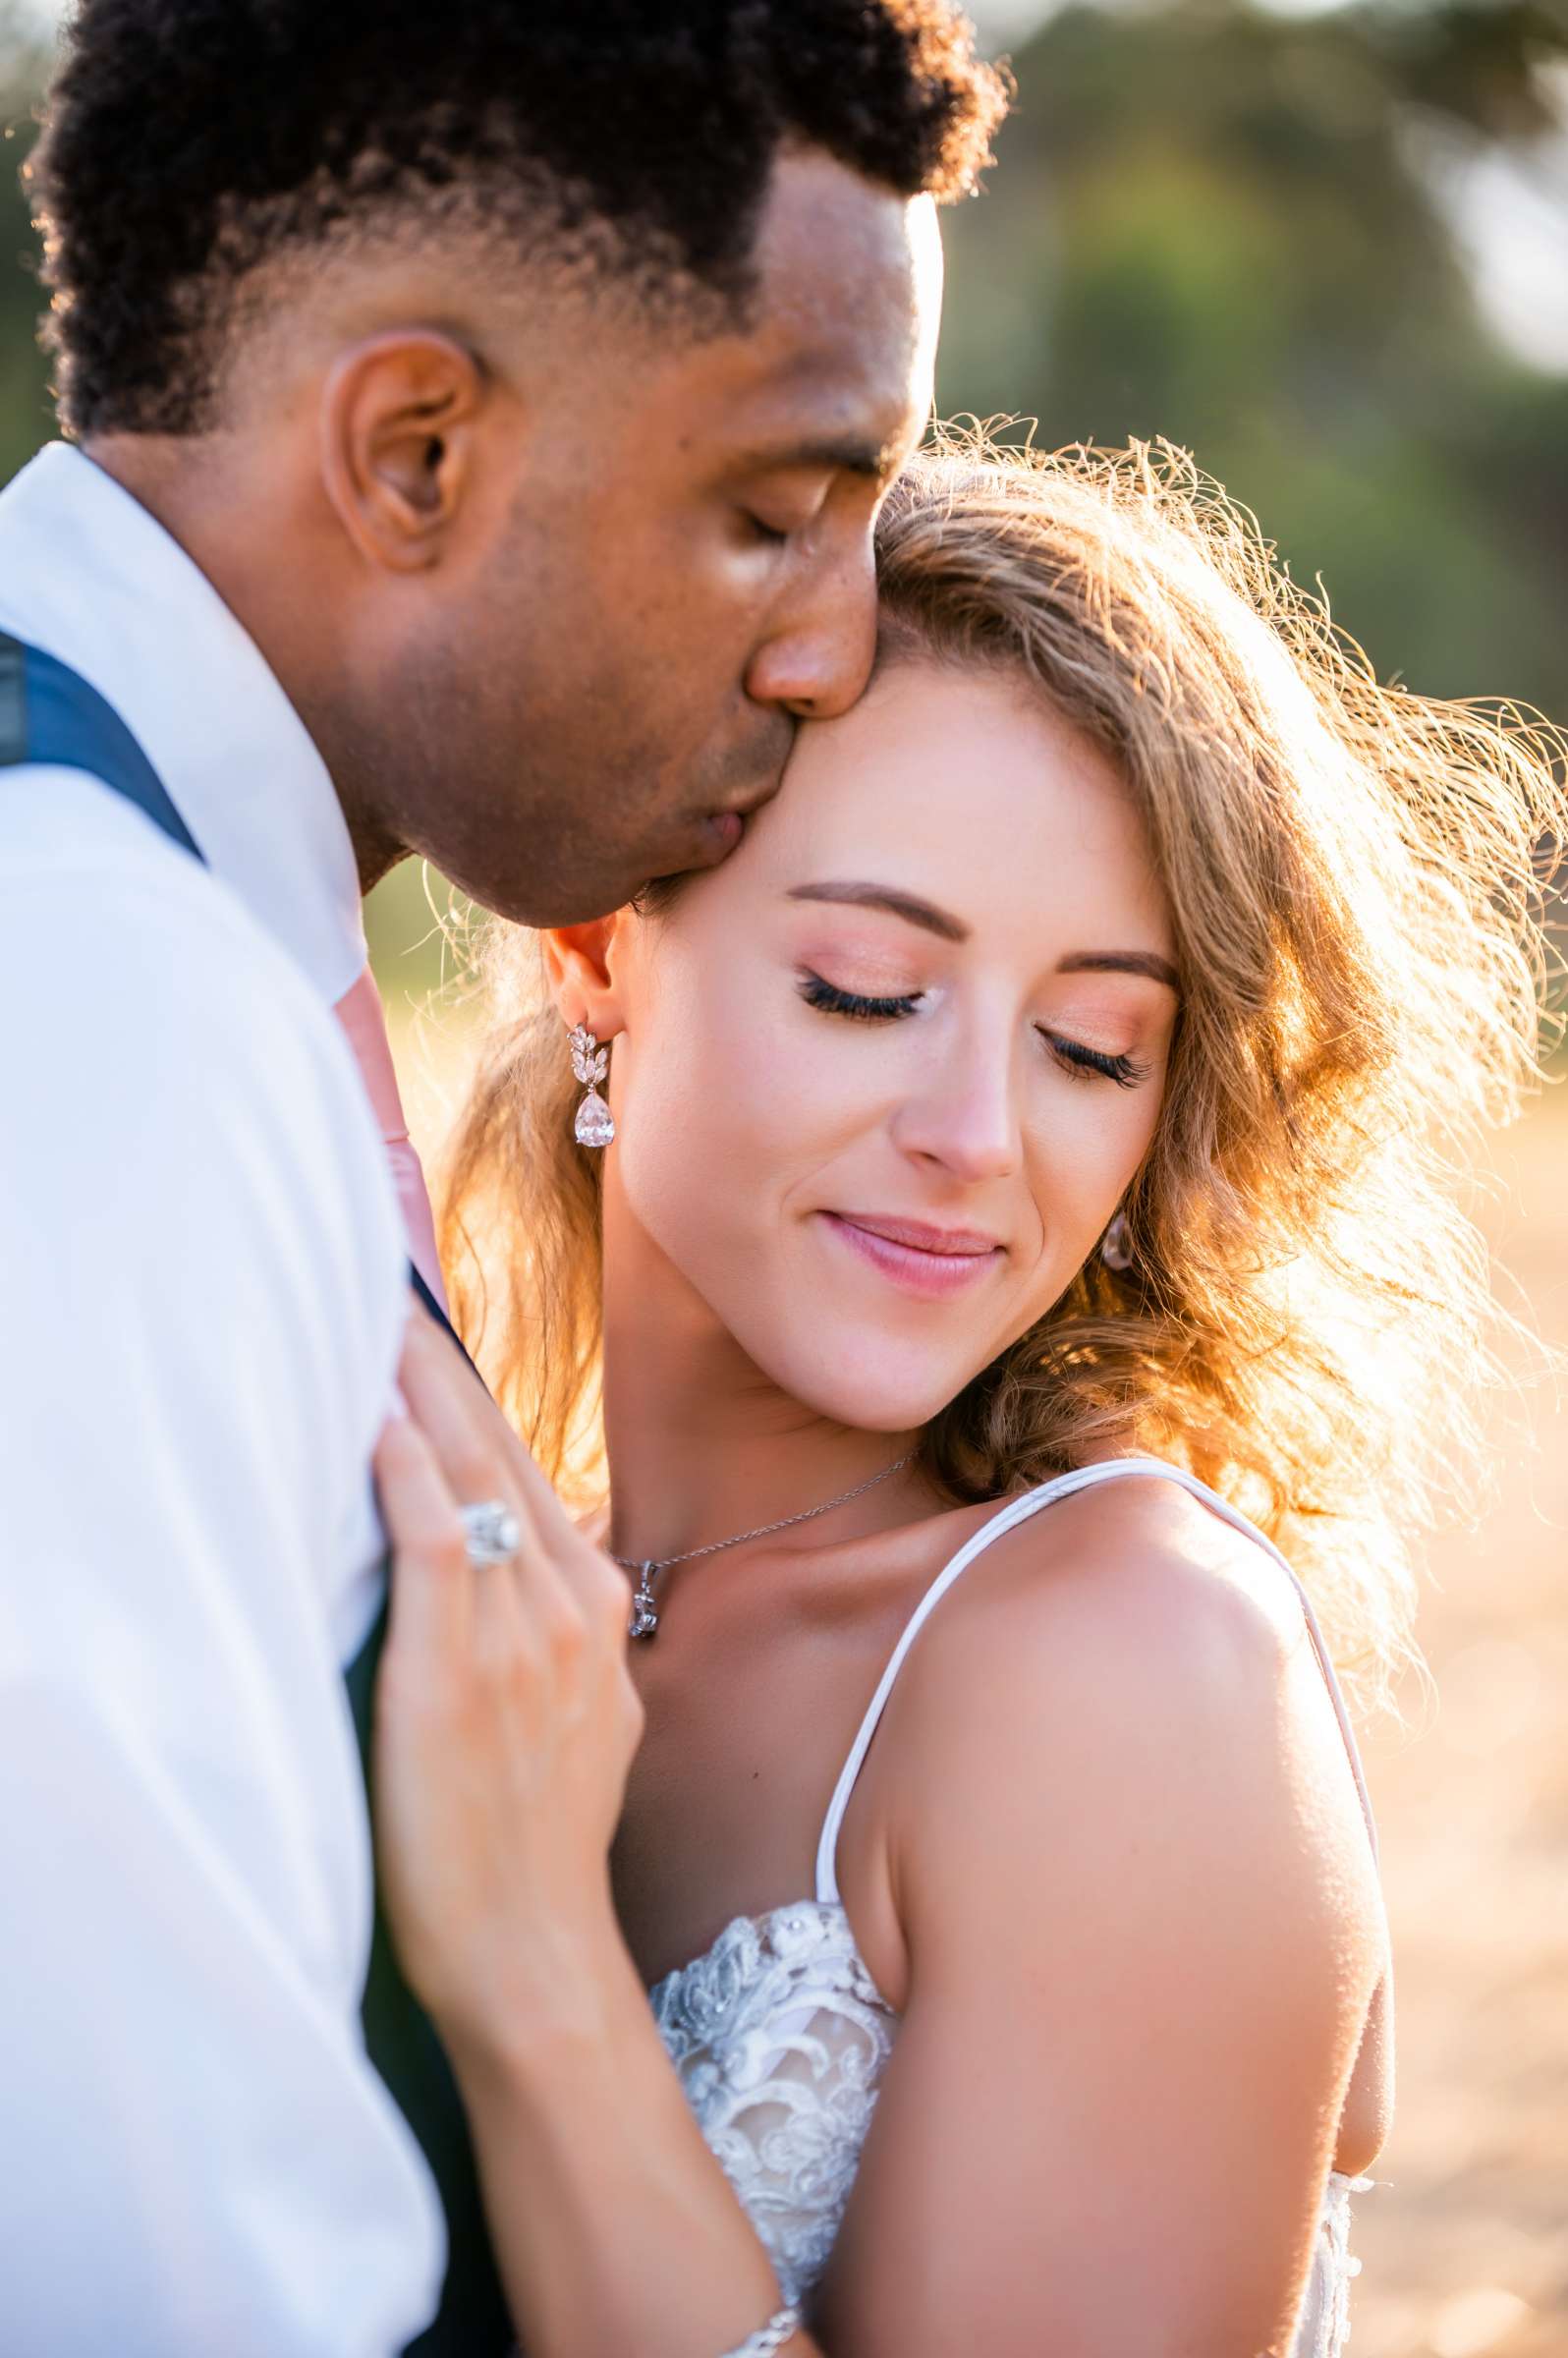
[
  {"xmin": 741, "ymin": 434, "xmax": 902, "ymax": 483},
  {"xmin": 788, "ymin": 880, "xmax": 970, "ymax": 939}
]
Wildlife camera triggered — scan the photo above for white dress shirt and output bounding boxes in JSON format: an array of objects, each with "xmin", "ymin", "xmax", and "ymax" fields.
[{"xmin": 0, "ymin": 445, "xmax": 445, "ymax": 2356}]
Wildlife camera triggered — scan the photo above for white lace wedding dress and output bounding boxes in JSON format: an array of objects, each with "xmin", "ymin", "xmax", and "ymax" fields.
[{"xmin": 650, "ymin": 1459, "xmax": 1375, "ymax": 2350}]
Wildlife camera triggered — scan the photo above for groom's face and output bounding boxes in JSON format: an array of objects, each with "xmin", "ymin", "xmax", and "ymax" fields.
[{"xmin": 386, "ymin": 151, "xmax": 944, "ymax": 926}]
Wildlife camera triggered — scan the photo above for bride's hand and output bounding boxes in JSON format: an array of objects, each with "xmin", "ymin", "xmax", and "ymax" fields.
[{"xmin": 370, "ymin": 1307, "xmax": 644, "ymax": 2058}]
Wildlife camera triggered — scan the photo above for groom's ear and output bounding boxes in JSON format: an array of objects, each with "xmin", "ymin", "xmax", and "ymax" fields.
[
  {"xmin": 543, "ymin": 917, "xmax": 630, "ymax": 1039},
  {"xmin": 318, "ymin": 331, "xmax": 494, "ymax": 573}
]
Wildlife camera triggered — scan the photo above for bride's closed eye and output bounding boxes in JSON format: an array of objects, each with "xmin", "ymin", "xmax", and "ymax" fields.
[
  {"xmin": 1041, "ymin": 1033, "xmax": 1150, "ymax": 1088},
  {"xmin": 798, "ymin": 971, "xmax": 926, "ymax": 1022},
  {"xmin": 800, "ymin": 971, "xmax": 1152, "ymax": 1086}
]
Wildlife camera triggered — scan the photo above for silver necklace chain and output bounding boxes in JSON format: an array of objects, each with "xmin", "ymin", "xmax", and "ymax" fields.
[{"xmin": 613, "ymin": 1449, "xmax": 918, "ymax": 1641}]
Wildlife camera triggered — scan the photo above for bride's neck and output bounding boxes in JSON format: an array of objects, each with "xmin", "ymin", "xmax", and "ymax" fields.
[{"xmin": 599, "ymin": 1210, "xmax": 917, "ymax": 1569}]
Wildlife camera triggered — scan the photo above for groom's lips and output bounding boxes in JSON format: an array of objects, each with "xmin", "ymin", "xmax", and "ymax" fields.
[
  {"xmin": 700, "ymin": 780, "xmax": 779, "ymax": 861},
  {"xmin": 691, "ymin": 715, "xmax": 793, "ymax": 863}
]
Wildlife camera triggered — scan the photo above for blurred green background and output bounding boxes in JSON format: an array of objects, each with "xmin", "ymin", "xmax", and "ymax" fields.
[{"xmin": 5, "ymin": 9, "xmax": 1568, "ymax": 2355}]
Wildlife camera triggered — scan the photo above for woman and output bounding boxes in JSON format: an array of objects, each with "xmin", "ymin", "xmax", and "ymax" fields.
[{"xmin": 372, "ymin": 435, "xmax": 1560, "ymax": 2358}]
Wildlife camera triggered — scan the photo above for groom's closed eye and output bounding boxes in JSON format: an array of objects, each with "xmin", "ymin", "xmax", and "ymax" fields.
[
  {"xmin": 735, "ymin": 433, "xmax": 905, "ymax": 488},
  {"xmin": 728, "ymin": 426, "xmax": 907, "ymax": 545},
  {"xmin": 741, "ymin": 487, "xmax": 829, "ymax": 545}
]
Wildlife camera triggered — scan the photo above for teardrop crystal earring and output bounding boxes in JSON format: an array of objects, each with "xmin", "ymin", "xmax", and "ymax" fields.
[
  {"xmin": 1100, "ymin": 1210, "xmax": 1134, "ymax": 1271},
  {"xmin": 569, "ymin": 1023, "xmax": 615, "ymax": 1150}
]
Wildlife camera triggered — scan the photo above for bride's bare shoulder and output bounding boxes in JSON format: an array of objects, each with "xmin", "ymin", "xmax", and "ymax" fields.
[
  {"xmin": 896, "ymin": 1470, "xmax": 1313, "ymax": 1725},
  {"xmin": 875, "ymin": 1469, "xmax": 1381, "ymax": 1970}
]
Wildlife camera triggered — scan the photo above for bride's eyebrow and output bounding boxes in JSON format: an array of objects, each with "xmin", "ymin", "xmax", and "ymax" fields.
[
  {"xmin": 1060, "ymin": 949, "xmax": 1181, "ymax": 989},
  {"xmin": 785, "ymin": 883, "xmax": 1180, "ymax": 988},
  {"xmin": 782, "ymin": 886, "xmax": 1174, "ymax": 990},
  {"xmin": 786, "ymin": 880, "xmax": 969, "ymax": 941}
]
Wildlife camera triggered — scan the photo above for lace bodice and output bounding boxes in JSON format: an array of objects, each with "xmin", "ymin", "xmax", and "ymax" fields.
[
  {"xmin": 650, "ymin": 1902, "xmax": 895, "ymax": 2310},
  {"xmin": 647, "ymin": 1461, "xmax": 1377, "ymax": 2346}
]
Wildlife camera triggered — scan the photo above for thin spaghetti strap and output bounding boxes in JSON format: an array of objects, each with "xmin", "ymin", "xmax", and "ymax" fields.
[
  {"xmin": 814, "ymin": 1468, "xmax": 1132, "ymax": 1904},
  {"xmin": 812, "ymin": 1455, "xmax": 1378, "ymax": 1908}
]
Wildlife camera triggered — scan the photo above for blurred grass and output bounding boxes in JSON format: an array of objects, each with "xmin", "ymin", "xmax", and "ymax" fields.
[{"xmin": 1351, "ymin": 1092, "xmax": 1568, "ymax": 2358}]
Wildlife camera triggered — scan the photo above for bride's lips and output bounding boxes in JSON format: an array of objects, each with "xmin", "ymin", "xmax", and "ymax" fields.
[{"xmin": 819, "ymin": 1210, "xmax": 1004, "ymax": 1301}]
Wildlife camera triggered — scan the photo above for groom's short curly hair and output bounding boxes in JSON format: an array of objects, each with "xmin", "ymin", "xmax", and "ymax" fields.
[{"xmin": 28, "ymin": 0, "xmax": 1007, "ymax": 439}]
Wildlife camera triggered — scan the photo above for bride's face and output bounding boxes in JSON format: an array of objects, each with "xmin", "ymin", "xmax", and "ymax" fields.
[{"xmin": 573, "ymin": 659, "xmax": 1180, "ymax": 1432}]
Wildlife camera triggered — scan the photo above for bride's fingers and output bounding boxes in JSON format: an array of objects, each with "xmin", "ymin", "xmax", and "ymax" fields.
[
  {"xmin": 400, "ymin": 1303, "xmax": 588, "ymax": 1545},
  {"xmin": 399, "ymin": 1306, "xmax": 631, "ymax": 1634},
  {"xmin": 392, "ymin": 1323, "xmax": 599, "ymax": 1663},
  {"xmin": 396, "ymin": 1310, "xmax": 541, "ymax": 1550},
  {"xmin": 395, "ymin": 1311, "xmax": 633, "ymax": 1707},
  {"xmin": 373, "ymin": 1412, "xmax": 475, "ymax": 1672},
  {"xmin": 373, "ymin": 1413, "xmax": 569, "ymax": 1743}
]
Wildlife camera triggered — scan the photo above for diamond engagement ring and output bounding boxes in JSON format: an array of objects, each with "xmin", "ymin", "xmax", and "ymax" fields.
[{"xmin": 459, "ymin": 1499, "xmax": 522, "ymax": 1568}]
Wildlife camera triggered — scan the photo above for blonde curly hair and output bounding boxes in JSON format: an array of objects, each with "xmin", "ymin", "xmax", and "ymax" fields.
[{"xmin": 440, "ymin": 429, "xmax": 1563, "ymax": 1712}]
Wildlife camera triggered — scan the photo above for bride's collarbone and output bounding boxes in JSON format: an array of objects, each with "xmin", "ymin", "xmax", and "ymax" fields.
[
  {"xmin": 614, "ymin": 1518, "xmax": 965, "ymax": 1993},
  {"xmin": 622, "ymin": 1496, "xmax": 984, "ymax": 1747},
  {"xmin": 614, "ymin": 1489, "xmax": 1183, "ymax": 1993}
]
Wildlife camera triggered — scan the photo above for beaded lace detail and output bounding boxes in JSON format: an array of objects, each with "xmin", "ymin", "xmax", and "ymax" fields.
[
  {"xmin": 649, "ymin": 1901, "xmax": 895, "ymax": 2309},
  {"xmin": 647, "ymin": 1462, "xmax": 1376, "ymax": 2343},
  {"xmin": 651, "ymin": 1898, "xmax": 1366, "ymax": 2345}
]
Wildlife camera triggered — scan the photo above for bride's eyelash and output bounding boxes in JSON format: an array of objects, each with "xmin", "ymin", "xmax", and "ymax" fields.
[
  {"xmin": 799, "ymin": 976, "xmax": 1148, "ymax": 1082},
  {"xmin": 1044, "ymin": 1034, "xmax": 1148, "ymax": 1088},
  {"xmin": 798, "ymin": 972, "xmax": 924, "ymax": 1022}
]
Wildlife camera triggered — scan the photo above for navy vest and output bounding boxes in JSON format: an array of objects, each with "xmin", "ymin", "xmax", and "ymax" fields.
[{"xmin": 0, "ymin": 631, "xmax": 514, "ymax": 2356}]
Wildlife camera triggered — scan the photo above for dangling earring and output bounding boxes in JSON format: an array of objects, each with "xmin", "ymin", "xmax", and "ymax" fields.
[
  {"xmin": 569, "ymin": 1023, "xmax": 615, "ymax": 1149},
  {"xmin": 1101, "ymin": 1210, "xmax": 1134, "ymax": 1271}
]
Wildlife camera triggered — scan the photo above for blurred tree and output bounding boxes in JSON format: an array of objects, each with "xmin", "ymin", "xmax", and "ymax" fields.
[
  {"xmin": 937, "ymin": 0, "xmax": 1568, "ymax": 713},
  {"xmin": 0, "ymin": 8, "xmax": 51, "ymax": 486}
]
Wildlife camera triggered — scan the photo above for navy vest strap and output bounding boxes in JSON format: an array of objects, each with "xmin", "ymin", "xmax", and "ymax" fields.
[
  {"xmin": 410, "ymin": 1261, "xmax": 479, "ymax": 1374},
  {"xmin": 0, "ymin": 632, "xmax": 203, "ymax": 861},
  {"xmin": 346, "ymin": 1606, "xmax": 513, "ymax": 2355},
  {"xmin": 0, "ymin": 631, "xmax": 512, "ymax": 2355},
  {"xmin": 345, "ymin": 1243, "xmax": 515, "ymax": 2348}
]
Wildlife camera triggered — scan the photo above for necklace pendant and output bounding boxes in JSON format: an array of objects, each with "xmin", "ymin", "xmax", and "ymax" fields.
[{"xmin": 628, "ymin": 1561, "xmax": 660, "ymax": 1642}]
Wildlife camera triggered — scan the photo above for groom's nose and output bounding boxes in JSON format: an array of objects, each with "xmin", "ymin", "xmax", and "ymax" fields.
[{"xmin": 744, "ymin": 524, "xmax": 879, "ymax": 721}]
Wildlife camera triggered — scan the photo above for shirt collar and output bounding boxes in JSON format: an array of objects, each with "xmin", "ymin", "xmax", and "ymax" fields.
[{"xmin": 0, "ymin": 441, "xmax": 366, "ymax": 1003}]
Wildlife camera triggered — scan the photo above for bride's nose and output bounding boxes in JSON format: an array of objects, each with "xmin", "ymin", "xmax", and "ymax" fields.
[{"xmin": 888, "ymin": 1035, "xmax": 1021, "ymax": 1183}]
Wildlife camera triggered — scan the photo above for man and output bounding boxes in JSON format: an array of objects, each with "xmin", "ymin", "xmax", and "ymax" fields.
[{"xmin": 0, "ymin": 4, "xmax": 1003, "ymax": 2353}]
